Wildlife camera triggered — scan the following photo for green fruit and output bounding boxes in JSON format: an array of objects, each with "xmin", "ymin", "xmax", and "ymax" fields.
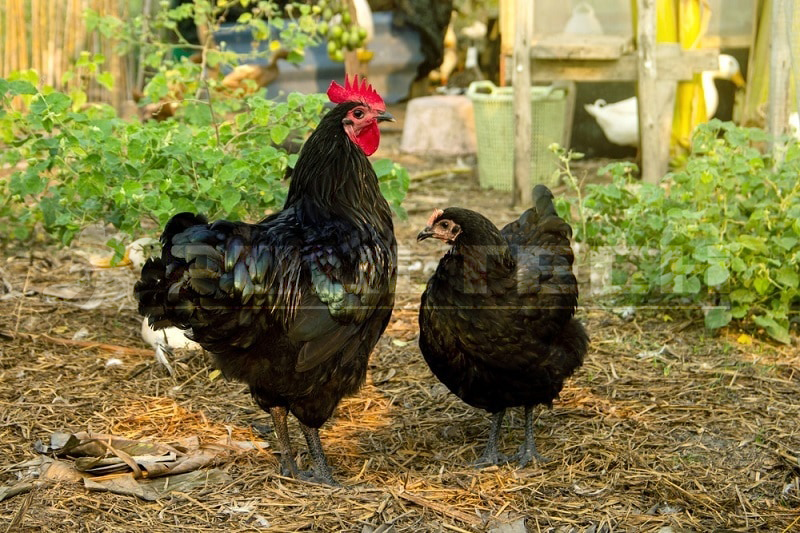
[
  {"xmin": 342, "ymin": 12, "xmax": 351, "ymax": 25},
  {"xmin": 311, "ymin": 5, "xmax": 321, "ymax": 14},
  {"xmin": 330, "ymin": 24, "xmax": 343, "ymax": 40},
  {"xmin": 327, "ymin": 40, "xmax": 338, "ymax": 54},
  {"xmin": 357, "ymin": 27, "xmax": 367, "ymax": 39},
  {"xmin": 322, "ymin": 7, "xmax": 333, "ymax": 21},
  {"xmin": 318, "ymin": 22, "xmax": 328, "ymax": 35},
  {"xmin": 333, "ymin": 49, "xmax": 344, "ymax": 62},
  {"xmin": 318, "ymin": 0, "xmax": 327, "ymax": 9}
]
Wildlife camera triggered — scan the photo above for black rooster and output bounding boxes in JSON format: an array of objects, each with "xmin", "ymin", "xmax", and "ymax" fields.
[
  {"xmin": 417, "ymin": 185, "xmax": 588, "ymax": 467},
  {"xmin": 135, "ymin": 77, "xmax": 397, "ymax": 485}
]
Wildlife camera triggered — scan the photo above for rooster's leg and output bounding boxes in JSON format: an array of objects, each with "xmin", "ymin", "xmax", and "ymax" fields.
[
  {"xmin": 472, "ymin": 409, "xmax": 508, "ymax": 467},
  {"xmin": 510, "ymin": 406, "xmax": 550, "ymax": 467},
  {"xmin": 269, "ymin": 407, "xmax": 300, "ymax": 478},
  {"xmin": 299, "ymin": 423, "xmax": 339, "ymax": 486}
]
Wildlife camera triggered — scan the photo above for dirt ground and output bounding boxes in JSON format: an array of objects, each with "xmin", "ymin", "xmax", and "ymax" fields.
[{"xmin": 1, "ymin": 109, "xmax": 799, "ymax": 532}]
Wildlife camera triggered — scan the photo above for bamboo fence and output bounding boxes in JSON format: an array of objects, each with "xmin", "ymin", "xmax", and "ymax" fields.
[{"xmin": 0, "ymin": 0, "xmax": 137, "ymax": 110}]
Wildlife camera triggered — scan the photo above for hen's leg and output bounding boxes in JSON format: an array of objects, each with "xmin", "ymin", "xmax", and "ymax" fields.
[
  {"xmin": 299, "ymin": 423, "xmax": 339, "ymax": 486},
  {"xmin": 472, "ymin": 410, "xmax": 508, "ymax": 467},
  {"xmin": 511, "ymin": 406, "xmax": 550, "ymax": 467},
  {"xmin": 269, "ymin": 406, "xmax": 300, "ymax": 478}
]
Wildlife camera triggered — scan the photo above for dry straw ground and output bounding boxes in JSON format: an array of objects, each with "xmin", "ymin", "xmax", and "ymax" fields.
[{"xmin": 1, "ymin": 123, "xmax": 798, "ymax": 532}]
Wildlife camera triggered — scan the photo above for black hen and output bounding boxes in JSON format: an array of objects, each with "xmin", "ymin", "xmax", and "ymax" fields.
[
  {"xmin": 417, "ymin": 185, "xmax": 588, "ymax": 467},
  {"xmin": 135, "ymin": 77, "xmax": 397, "ymax": 485}
]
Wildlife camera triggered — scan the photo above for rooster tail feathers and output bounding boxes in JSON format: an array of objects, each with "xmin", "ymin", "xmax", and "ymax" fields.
[
  {"xmin": 135, "ymin": 212, "xmax": 210, "ymax": 331},
  {"xmin": 134, "ymin": 257, "xmax": 173, "ymax": 329},
  {"xmin": 162, "ymin": 212, "xmax": 209, "ymax": 246}
]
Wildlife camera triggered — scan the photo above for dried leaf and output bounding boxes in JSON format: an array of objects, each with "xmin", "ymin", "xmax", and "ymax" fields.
[{"xmin": 84, "ymin": 469, "xmax": 232, "ymax": 501}]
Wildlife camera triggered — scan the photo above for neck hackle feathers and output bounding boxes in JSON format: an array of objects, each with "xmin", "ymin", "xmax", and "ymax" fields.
[{"xmin": 327, "ymin": 75, "xmax": 385, "ymax": 110}]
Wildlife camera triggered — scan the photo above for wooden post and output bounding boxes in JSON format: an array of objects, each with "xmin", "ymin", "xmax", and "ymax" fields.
[
  {"xmin": 512, "ymin": 0, "xmax": 532, "ymax": 206},
  {"xmin": 343, "ymin": 0, "xmax": 369, "ymax": 79},
  {"xmin": 636, "ymin": 0, "xmax": 673, "ymax": 184},
  {"xmin": 767, "ymin": 0, "xmax": 791, "ymax": 146}
]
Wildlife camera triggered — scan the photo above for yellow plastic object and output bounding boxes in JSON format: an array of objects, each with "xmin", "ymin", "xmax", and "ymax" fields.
[
  {"xmin": 467, "ymin": 81, "xmax": 567, "ymax": 191},
  {"xmin": 672, "ymin": 0, "xmax": 712, "ymax": 156}
]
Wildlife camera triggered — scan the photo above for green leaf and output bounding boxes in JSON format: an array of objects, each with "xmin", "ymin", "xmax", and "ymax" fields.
[
  {"xmin": 705, "ymin": 308, "xmax": 732, "ymax": 329},
  {"xmin": 220, "ymin": 189, "xmax": 241, "ymax": 213},
  {"xmin": 730, "ymin": 256, "xmax": 747, "ymax": 273},
  {"xmin": 753, "ymin": 315, "xmax": 791, "ymax": 344},
  {"xmin": 729, "ymin": 289, "xmax": 755, "ymax": 304},
  {"xmin": 30, "ymin": 92, "xmax": 72, "ymax": 115},
  {"xmin": 270, "ymin": 124, "xmax": 290, "ymax": 145},
  {"xmin": 776, "ymin": 265, "xmax": 799, "ymax": 289},
  {"xmin": 753, "ymin": 277, "xmax": 771, "ymax": 295},
  {"xmin": 685, "ymin": 276, "xmax": 702, "ymax": 294},
  {"xmin": 705, "ymin": 264, "xmax": 729, "ymax": 286},
  {"xmin": 97, "ymin": 72, "xmax": 115, "ymax": 91},
  {"xmin": 7, "ymin": 80, "xmax": 37, "ymax": 95},
  {"xmin": 372, "ymin": 158, "xmax": 394, "ymax": 177}
]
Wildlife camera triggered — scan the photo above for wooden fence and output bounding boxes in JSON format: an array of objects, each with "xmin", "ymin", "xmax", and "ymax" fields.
[{"xmin": 0, "ymin": 0, "xmax": 137, "ymax": 110}]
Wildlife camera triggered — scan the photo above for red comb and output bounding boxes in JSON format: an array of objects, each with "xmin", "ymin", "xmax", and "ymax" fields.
[
  {"xmin": 427, "ymin": 209, "xmax": 444, "ymax": 227},
  {"xmin": 327, "ymin": 75, "xmax": 385, "ymax": 110}
]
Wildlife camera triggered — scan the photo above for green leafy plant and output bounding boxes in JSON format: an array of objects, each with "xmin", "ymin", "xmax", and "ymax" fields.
[
  {"xmin": 0, "ymin": 76, "xmax": 407, "ymax": 259},
  {"xmin": 555, "ymin": 121, "xmax": 800, "ymax": 344},
  {"xmin": 0, "ymin": 1, "xmax": 408, "ymax": 260}
]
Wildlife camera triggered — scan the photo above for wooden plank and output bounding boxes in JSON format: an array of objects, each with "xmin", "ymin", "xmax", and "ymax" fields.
[
  {"xmin": 499, "ymin": 0, "xmax": 516, "ymax": 56},
  {"xmin": 561, "ymin": 81, "xmax": 577, "ymax": 149},
  {"xmin": 767, "ymin": 0, "xmax": 792, "ymax": 144},
  {"xmin": 531, "ymin": 34, "xmax": 634, "ymax": 60},
  {"xmin": 512, "ymin": 0, "xmax": 532, "ymax": 206},
  {"xmin": 529, "ymin": 47, "xmax": 718, "ymax": 82},
  {"xmin": 637, "ymin": 0, "xmax": 662, "ymax": 184}
]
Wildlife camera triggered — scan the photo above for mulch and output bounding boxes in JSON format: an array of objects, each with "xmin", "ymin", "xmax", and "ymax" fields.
[{"xmin": 0, "ymin": 134, "xmax": 798, "ymax": 532}]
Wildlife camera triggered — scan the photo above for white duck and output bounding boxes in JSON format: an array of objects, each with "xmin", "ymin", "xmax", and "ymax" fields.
[
  {"xmin": 584, "ymin": 54, "xmax": 746, "ymax": 147},
  {"xmin": 91, "ymin": 237, "xmax": 202, "ymax": 375}
]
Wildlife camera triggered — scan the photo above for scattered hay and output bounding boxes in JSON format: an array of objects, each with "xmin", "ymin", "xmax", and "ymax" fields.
[{"xmin": 0, "ymin": 165, "xmax": 798, "ymax": 532}]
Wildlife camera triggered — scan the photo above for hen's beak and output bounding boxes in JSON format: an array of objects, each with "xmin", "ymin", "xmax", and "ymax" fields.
[
  {"xmin": 90, "ymin": 250, "xmax": 132, "ymax": 268},
  {"xmin": 377, "ymin": 110, "xmax": 395, "ymax": 123},
  {"xmin": 417, "ymin": 227, "xmax": 434, "ymax": 241},
  {"xmin": 731, "ymin": 71, "xmax": 746, "ymax": 88}
]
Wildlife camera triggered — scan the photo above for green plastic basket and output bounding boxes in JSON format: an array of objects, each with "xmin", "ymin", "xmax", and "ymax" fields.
[{"xmin": 467, "ymin": 80, "xmax": 567, "ymax": 191}]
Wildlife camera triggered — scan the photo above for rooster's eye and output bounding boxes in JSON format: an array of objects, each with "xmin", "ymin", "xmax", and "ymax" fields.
[
  {"xmin": 441, "ymin": 222, "xmax": 449, "ymax": 229},
  {"xmin": 353, "ymin": 109, "xmax": 364, "ymax": 119}
]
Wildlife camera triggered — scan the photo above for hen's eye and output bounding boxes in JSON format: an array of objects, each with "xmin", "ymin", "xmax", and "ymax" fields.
[
  {"xmin": 353, "ymin": 109, "xmax": 364, "ymax": 119},
  {"xmin": 441, "ymin": 222, "xmax": 449, "ymax": 229}
]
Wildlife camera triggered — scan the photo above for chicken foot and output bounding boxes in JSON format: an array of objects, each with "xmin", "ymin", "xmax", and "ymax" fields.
[
  {"xmin": 472, "ymin": 410, "xmax": 509, "ymax": 467},
  {"xmin": 299, "ymin": 423, "xmax": 339, "ymax": 486},
  {"xmin": 509, "ymin": 406, "xmax": 551, "ymax": 467},
  {"xmin": 269, "ymin": 406, "xmax": 300, "ymax": 478}
]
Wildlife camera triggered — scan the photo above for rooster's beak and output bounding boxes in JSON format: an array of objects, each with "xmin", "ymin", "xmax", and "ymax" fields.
[
  {"xmin": 377, "ymin": 110, "xmax": 395, "ymax": 123},
  {"xmin": 417, "ymin": 227, "xmax": 434, "ymax": 241}
]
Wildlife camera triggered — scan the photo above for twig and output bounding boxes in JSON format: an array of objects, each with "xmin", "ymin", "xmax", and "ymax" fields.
[
  {"xmin": 4, "ymin": 488, "xmax": 33, "ymax": 531},
  {"xmin": 396, "ymin": 490, "xmax": 482, "ymax": 527},
  {"xmin": 12, "ymin": 265, "xmax": 32, "ymax": 336},
  {"xmin": 7, "ymin": 330, "xmax": 154, "ymax": 357},
  {"xmin": 411, "ymin": 167, "xmax": 473, "ymax": 182}
]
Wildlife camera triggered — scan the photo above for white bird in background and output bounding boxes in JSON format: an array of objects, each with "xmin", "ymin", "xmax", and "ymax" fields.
[
  {"xmin": 584, "ymin": 54, "xmax": 746, "ymax": 148},
  {"xmin": 789, "ymin": 112, "xmax": 800, "ymax": 140},
  {"xmin": 91, "ymin": 237, "xmax": 202, "ymax": 375}
]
